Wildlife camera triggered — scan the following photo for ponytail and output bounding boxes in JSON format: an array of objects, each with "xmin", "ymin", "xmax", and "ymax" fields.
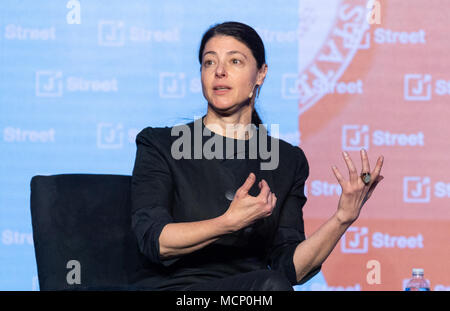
[{"xmin": 251, "ymin": 109, "xmax": 262, "ymax": 127}]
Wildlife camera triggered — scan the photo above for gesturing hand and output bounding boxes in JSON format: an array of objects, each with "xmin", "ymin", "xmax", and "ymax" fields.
[
  {"xmin": 223, "ymin": 172, "xmax": 277, "ymax": 232},
  {"xmin": 331, "ymin": 149, "xmax": 384, "ymax": 225}
]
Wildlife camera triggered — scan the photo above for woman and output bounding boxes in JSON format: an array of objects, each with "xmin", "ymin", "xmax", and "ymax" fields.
[{"xmin": 131, "ymin": 21, "xmax": 384, "ymax": 291}]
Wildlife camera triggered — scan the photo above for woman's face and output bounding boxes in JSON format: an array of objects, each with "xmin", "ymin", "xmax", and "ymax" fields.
[{"xmin": 201, "ymin": 35, "xmax": 267, "ymax": 114}]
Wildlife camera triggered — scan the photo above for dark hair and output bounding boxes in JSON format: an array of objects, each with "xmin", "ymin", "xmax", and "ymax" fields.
[{"xmin": 198, "ymin": 21, "xmax": 266, "ymax": 127}]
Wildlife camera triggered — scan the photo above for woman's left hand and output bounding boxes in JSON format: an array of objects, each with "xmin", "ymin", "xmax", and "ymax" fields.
[{"xmin": 331, "ymin": 149, "xmax": 384, "ymax": 225}]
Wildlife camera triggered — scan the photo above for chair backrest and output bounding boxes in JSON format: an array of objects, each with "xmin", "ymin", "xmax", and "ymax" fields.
[{"xmin": 30, "ymin": 174, "xmax": 144, "ymax": 290}]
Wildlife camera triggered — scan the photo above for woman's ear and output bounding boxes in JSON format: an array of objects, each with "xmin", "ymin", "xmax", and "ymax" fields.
[{"xmin": 256, "ymin": 64, "xmax": 268, "ymax": 86}]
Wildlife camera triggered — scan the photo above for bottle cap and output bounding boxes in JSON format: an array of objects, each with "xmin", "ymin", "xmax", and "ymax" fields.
[{"xmin": 412, "ymin": 268, "xmax": 424, "ymax": 275}]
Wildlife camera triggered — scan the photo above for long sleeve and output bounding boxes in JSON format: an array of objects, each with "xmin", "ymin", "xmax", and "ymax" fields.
[
  {"xmin": 131, "ymin": 127, "xmax": 174, "ymax": 265},
  {"xmin": 267, "ymin": 146, "xmax": 320, "ymax": 285}
]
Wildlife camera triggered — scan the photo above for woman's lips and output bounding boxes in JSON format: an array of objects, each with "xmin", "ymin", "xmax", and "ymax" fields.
[{"xmin": 213, "ymin": 87, "xmax": 232, "ymax": 95}]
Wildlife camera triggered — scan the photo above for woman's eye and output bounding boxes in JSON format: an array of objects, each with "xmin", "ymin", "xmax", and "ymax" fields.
[
  {"xmin": 204, "ymin": 60, "xmax": 213, "ymax": 66},
  {"xmin": 232, "ymin": 59, "xmax": 241, "ymax": 64}
]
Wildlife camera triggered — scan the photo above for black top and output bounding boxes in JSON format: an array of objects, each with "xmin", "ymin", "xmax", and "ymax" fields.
[{"xmin": 130, "ymin": 115, "xmax": 319, "ymax": 290}]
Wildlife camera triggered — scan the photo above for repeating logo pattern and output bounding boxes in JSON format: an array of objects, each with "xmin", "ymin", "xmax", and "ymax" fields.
[
  {"xmin": 295, "ymin": 0, "xmax": 449, "ymax": 291},
  {"xmin": 1, "ymin": 0, "xmax": 449, "ymax": 292}
]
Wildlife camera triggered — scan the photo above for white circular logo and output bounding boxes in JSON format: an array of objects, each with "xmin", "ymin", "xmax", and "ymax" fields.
[{"xmin": 297, "ymin": 0, "xmax": 371, "ymax": 115}]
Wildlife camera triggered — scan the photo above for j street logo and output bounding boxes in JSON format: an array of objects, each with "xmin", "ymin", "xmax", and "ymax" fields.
[
  {"xmin": 342, "ymin": 125, "xmax": 370, "ymax": 151},
  {"xmin": 98, "ymin": 21, "xmax": 125, "ymax": 47},
  {"xmin": 160, "ymin": 72, "xmax": 186, "ymax": 98},
  {"xmin": 403, "ymin": 176, "xmax": 431, "ymax": 203},
  {"xmin": 404, "ymin": 74, "xmax": 432, "ymax": 101},
  {"xmin": 282, "ymin": 74, "xmax": 363, "ymax": 99},
  {"xmin": 35, "ymin": 71, "xmax": 118, "ymax": 97},
  {"xmin": 341, "ymin": 227, "xmax": 369, "ymax": 253},
  {"xmin": 159, "ymin": 72, "xmax": 202, "ymax": 98},
  {"xmin": 403, "ymin": 176, "xmax": 450, "ymax": 203},
  {"xmin": 341, "ymin": 226, "xmax": 424, "ymax": 254},
  {"xmin": 98, "ymin": 20, "xmax": 180, "ymax": 46},
  {"xmin": 36, "ymin": 71, "xmax": 63, "ymax": 97},
  {"xmin": 404, "ymin": 74, "xmax": 450, "ymax": 101},
  {"xmin": 341, "ymin": 125, "xmax": 424, "ymax": 151},
  {"xmin": 96, "ymin": 123, "xmax": 139, "ymax": 149},
  {"xmin": 357, "ymin": 28, "xmax": 427, "ymax": 50},
  {"xmin": 97, "ymin": 123, "xmax": 124, "ymax": 149}
]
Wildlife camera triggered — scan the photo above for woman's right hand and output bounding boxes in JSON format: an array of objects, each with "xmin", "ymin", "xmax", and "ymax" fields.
[{"xmin": 222, "ymin": 172, "xmax": 277, "ymax": 232}]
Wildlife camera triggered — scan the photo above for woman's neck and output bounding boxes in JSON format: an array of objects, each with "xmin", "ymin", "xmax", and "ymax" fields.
[{"xmin": 203, "ymin": 107, "xmax": 255, "ymax": 140}]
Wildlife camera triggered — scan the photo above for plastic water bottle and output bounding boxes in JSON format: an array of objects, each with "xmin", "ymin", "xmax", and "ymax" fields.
[{"xmin": 405, "ymin": 268, "xmax": 430, "ymax": 291}]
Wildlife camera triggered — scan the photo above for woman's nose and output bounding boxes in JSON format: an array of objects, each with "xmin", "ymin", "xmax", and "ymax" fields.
[{"xmin": 215, "ymin": 63, "xmax": 227, "ymax": 78}]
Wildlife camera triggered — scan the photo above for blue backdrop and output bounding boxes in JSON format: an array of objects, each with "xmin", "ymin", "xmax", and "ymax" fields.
[{"xmin": 0, "ymin": 0, "xmax": 330, "ymax": 290}]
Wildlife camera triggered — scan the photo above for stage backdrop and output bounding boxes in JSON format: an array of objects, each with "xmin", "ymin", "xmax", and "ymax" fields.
[{"xmin": 1, "ymin": 0, "xmax": 449, "ymax": 291}]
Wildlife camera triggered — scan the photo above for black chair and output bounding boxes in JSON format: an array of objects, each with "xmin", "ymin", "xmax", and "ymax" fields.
[{"xmin": 30, "ymin": 174, "xmax": 146, "ymax": 290}]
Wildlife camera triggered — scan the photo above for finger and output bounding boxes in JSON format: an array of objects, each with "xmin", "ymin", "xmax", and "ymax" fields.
[
  {"xmin": 331, "ymin": 165, "xmax": 345, "ymax": 186},
  {"xmin": 238, "ymin": 172, "xmax": 256, "ymax": 195},
  {"xmin": 267, "ymin": 192, "xmax": 273, "ymax": 208},
  {"xmin": 257, "ymin": 179, "xmax": 271, "ymax": 202},
  {"xmin": 371, "ymin": 155, "xmax": 384, "ymax": 180},
  {"xmin": 267, "ymin": 192, "xmax": 275, "ymax": 214},
  {"xmin": 360, "ymin": 149, "xmax": 370, "ymax": 174},
  {"xmin": 343, "ymin": 151, "xmax": 358, "ymax": 183},
  {"xmin": 268, "ymin": 192, "xmax": 277, "ymax": 211},
  {"xmin": 263, "ymin": 180, "xmax": 272, "ymax": 203}
]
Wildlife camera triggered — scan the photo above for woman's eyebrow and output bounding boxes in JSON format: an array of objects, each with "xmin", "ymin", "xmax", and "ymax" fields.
[
  {"xmin": 228, "ymin": 51, "xmax": 247, "ymax": 59},
  {"xmin": 203, "ymin": 50, "xmax": 248, "ymax": 59}
]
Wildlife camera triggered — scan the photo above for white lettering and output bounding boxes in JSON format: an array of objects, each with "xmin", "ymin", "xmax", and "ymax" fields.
[
  {"xmin": 435, "ymin": 80, "xmax": 450, "ymax": 95},
  {"xmin": 312, "ymin": 79, "xmax": 363, "ymax": 95},
  {"xmin": 2, "ymin": 230, "xmax": 33, "ymax": 245},
  {"xmin": 374, "ymin": 28, "xmax": 426, "ymax": 44},
  {"xmin": 3, "ymin": 127, "xmax": 55, "ymax": 143},
  {"xmin": 255, "ymin": 28, "xmax": 297, "ymax": 43},
  {"xmin": 129, "ymin": 27, "xmax": 180, "ymax": 42},
  {"xmin": 176, "ymin": 295, "xmax": 210, "ymax": 308},
  {"xmin": 372, "ymin": 130, "xmax": 424, "ymax": 147},
  {"xmin": 311, "ymin": 180, "xmax": 342, "ymax": 197},
  {"xmin": 372, "ymin": 232, "xmax": 424, "ymax": 249},
  {"xmin": 66, "ymin": 77, "xmax": 118, "ymax": 92},
  {"xmin": 5, "ymin": 24, "xmax": 56, "ymax": 40},
  {"xmin": 66, "ymin": 0, "xmax": 81, "ymax": 24},
  {"xmin": 434, "ymin": 182, "xmax": 450, "ymax": 198},
  {"xmin": 221, "ymin": 296, "xmax": 272, "ymax": 306}
]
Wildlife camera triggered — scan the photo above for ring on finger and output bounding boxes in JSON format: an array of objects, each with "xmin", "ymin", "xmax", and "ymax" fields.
[{"xmin": 360, "ymin": 172, "xmax": 371, "ymax": 185}]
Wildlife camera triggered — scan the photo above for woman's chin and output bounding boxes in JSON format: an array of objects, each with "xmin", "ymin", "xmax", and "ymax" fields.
[
  {"xmin": 209, "ymin": 100, "xmax": 236, "ymax": 112},
  {"xmin": 209, "ymin": 98, "xmax": 250, "ymax": 114}
]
